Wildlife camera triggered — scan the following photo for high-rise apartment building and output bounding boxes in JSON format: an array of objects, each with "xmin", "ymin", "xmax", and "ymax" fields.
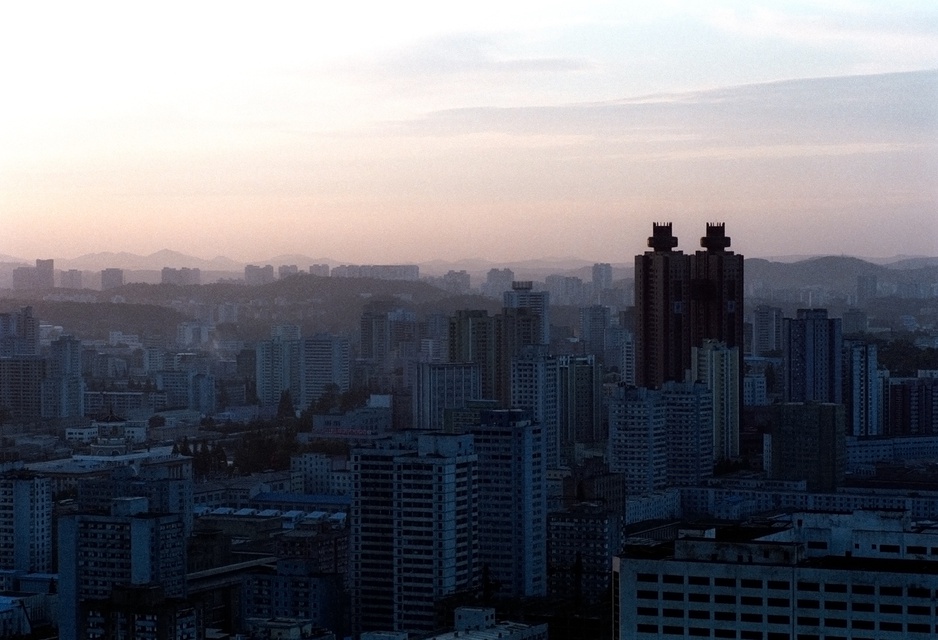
[
  {"xmin": 608, "ymin": 382, "xmax": 713, "ymax": 492},
  {"xmin": 255, "ymin": 337, "xmax": 302, "ymax": 408},
  {"xmin": 35, "ymin": 259, "xmax": 54, "ymax": 289},
  {"xmin": 41, "ymin": 335, "xmax": 85, "ymax": 419},
  {"xmin": 0, "ymin": 306, "xmax": 38, "ymax": 356},
  {"xmin": 245, "ymin": 264, "xmax": 275, "ymax": 285},
  {"xmin": 662, "ymin": 381, "xmax": 714, "ymax": 486},
  {"xmin": 300, "ymin": 333, "xmax": 350, "ymax": 410},
  {"xmin": 548, "ymin": 502, "xmax": 620, "ymax": 606},
  {"xmin": 351, "ymin": 433, "xmax": 479, "ymax": 634},
  {"xmin": 58, "ymin": 499, "xmax": 187, "ymax": 640},
  {"xmin": 752, "ymin": 304, "xmax": 783, "ymax": 356},
  {"xmin": 161, "ymin": 267, "xmax": 200, "ymax": 286},
  {"xmin": 843, "ymin": 339, "xmax": 882, "ymax": 437},
  {"xmin": 510, "ymin": 346, "xmax": 559, "ymax": 468},
  {"xmin": 691, "ymin": 340, "xmax": 740, "ymax": 461},
  {"xmin": 468, "ymin": 410, "xmax": 546, "ymax": 599},
  {"xmin": 783, "ymin": 309, "xmax": 843, "ymax": 403},
  {"xmin": 481, "ymin": 268, "xmax": 514, "ymax": 298},
  {"xmin": 608, "ymin": 386, "xmax": 667, "ymax": 494},
  {"xmin": 556, "ymin": 354, "xmax": 603, "ymax": 452},
  {"xmin": 887, "ymin": 375, "xmax": 938, "ymax": 436},
  {"xmin": 412, "ymin": 362, "xmax": 482, "ymax": 430},
  {"xmin": 0, "ymin": 472, "xmax": 52, "ymax": 573}
]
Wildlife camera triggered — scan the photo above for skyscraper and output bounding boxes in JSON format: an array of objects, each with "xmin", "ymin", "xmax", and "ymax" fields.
[
  {"xmin": 783, "ymin": 309, "xmax": 843, "ymax": 404},
  {"xmin": 843, "ymin": 339, "xmax": 881, "ymax": 437},
  {"xmin": 634, "ymin": 223, "xmax": 744, "ymax": 390},
  {"xmin": 690, "ymin": 223, "xmax": 744, "ymax": 355},
  {"xmin": 41, "ymin": 334, "xmax": 85, "ymax": 419},
  {"xmin": 58, "ymin": 499, "xmax": 187, "ymax": 640},
  {"xmin": 691, "ymin": 340, "xmax": 740, "ymax": 462},
  {"xmin": 752, "ymin": 304, "xmax": 783, "ymax": 356},
  {"xmin": 255, "ymin": 336, "xmax": 302, "ymax": 408},
  {"xmin": 0, "ymin": 471, "xmax": 52, "ymax": 573},
  {"xmin": 412, "ymin": 361, "xmax": 482, "ymax": 430},
  {"xmin": 634, "ymin": 223, "xmax": 690, "ymax": 389},
  {"xmin": 300, "ymin": 333, "xmax": 350, "ymax": 410},
  {"xmin": 351, "ymin": 433, "xmax": 479, "ymax": 634},
  {"xmin": 608, "ymin": 386, "xmax": 667, "ymax": 494},
  {"xmin": 468, "ymin": 409, "xmax": 547, "ymax": 599}
]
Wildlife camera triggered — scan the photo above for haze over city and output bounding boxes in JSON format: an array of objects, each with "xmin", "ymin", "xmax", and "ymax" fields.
[{"xmin": 2, "ymin": 1, "xmax": 936, "ymax": 263}]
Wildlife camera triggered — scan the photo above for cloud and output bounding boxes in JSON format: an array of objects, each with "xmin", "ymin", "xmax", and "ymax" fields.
[{"xmin": 377, "ymin": 69, "xmax": 938, "ymax": 154}]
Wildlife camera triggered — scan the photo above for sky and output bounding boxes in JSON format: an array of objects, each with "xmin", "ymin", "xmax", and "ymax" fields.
[{"xmin": 1, "ymin": 1, "xmax": 936, "ymax": 264}]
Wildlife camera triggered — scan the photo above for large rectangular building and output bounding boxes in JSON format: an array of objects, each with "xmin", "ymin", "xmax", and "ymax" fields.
[{"xmin": 614, "ymin": 510, "xmax": 938, "ymax": 640}]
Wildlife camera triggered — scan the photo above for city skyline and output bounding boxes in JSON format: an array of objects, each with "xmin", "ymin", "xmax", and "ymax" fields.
[{"xmin": 2, "ymin": 2, "xmax": 936, "ymax": 263}]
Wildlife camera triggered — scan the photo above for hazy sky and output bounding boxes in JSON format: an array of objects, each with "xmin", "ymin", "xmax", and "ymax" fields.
[{"xmin": 1, "ymin": 1, "xmax": 936, "ymax": 263}]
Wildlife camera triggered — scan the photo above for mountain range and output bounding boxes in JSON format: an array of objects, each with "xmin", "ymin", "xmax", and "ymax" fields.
[{"xmin": 2, "ymin": 249, "xmax": 935, "ymax": 271}]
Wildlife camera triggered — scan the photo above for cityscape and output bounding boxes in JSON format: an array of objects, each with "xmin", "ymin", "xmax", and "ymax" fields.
[
  {"xmin": 0, "ymin": 224, "xmax": 936, "ymax": 638},
  {"xmin": 2, "ymin": 3, "xmax": 937, "ymax": 639}
]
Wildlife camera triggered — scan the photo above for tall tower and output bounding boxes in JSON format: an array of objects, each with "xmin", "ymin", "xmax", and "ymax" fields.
[
  {"xmin": 634, "ymin": 223, "xmax": 690, "ymax": 388},
  {"xmin": 635, "ymin": 223, "xmax": 745, "ymax": 391},
  {"xmin": 690, "ymin": 223, "xmax": 744, "ymax": 354}
]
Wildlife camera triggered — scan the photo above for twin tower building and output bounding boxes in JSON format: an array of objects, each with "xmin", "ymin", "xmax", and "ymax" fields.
[{"xmin": 634, "ymin": 222, "xmax": 744, "ymax": 390}]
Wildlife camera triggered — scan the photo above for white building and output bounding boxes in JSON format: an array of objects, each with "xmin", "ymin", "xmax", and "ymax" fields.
[
  {"xmin": 614, "ymin": 510, "xmax": 938, "ymax": 640},
  {"xmin": 352, "ymin": 433, "xmax": 479, "ymax": 635}
]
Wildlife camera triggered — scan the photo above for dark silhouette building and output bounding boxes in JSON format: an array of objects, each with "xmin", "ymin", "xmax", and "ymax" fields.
[{"xmin": 634, "ymin": 223, "xmax": 743, "ymax": 389}]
